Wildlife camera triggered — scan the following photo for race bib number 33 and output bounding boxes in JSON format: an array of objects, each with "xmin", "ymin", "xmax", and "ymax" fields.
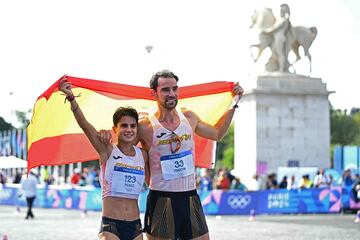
[{"xmin": 160, "ymin": 150, "xmax": 195, "ymax": 180}]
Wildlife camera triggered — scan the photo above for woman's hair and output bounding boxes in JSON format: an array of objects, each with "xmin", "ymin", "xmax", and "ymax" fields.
[{"xmin": 113, "ymin": 106, "xmax": 139, "ymax": 126}]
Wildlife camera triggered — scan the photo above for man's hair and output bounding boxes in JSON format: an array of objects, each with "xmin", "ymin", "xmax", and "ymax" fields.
[
  {"xmin": 113, "ymin": 106, "xmax": 139, "ymax": 126},
  {"xmin": 149, "ymin": 70, "xmax": 179, "ymax": 90}
]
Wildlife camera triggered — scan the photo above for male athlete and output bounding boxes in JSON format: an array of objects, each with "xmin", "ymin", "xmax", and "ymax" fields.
[{"xmin": 100, "ymin": 70, "xmax": 243, "ymax": 239}]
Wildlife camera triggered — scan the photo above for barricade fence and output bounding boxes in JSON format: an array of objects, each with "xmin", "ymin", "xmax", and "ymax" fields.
[
  {"xmin": 1, "ymin": 185, "xmax": 359, "ymax": 215},
  {"xmin": 0, "ymin": 129, "xmax": 27, "ymax": 159}
]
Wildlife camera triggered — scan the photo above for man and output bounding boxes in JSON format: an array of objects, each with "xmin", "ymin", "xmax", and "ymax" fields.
[
  {"xmin": 100, "ymin": 70, "xmax": 243, "ymax": 239},
  {"xmin": 313, "ymin": 168, "xmax": 329, "ymax": 188},
  {"xmin": 21, "ymin": 170, "xmax": 38, "ymax": 220}
]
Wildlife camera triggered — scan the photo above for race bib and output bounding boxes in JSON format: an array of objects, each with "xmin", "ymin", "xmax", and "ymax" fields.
[
  {"xmin": 160, "ymin": 150, "xmax": 195, "ymax": 180},
  {"xmin": 111, "ymin": 166, "xmax": 145, "ymax": 195}
]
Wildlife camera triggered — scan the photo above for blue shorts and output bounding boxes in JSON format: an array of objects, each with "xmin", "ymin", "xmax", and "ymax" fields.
[{"xmin": 99, "ymin": 216, "xmax": 142, "ymax": 240}]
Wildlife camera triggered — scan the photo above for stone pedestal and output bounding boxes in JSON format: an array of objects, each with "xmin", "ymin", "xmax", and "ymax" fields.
[{"xmin": 233, "ymin": 74, "xmax": 332, "ymax": 186}]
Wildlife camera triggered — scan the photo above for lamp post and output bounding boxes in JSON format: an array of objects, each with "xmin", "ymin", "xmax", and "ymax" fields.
[
  {"xmin": 145, "ymin": 45, "xmax": 153, "ymax": 54},
  {"xmin": 145, "ymin": 45, "xmax": 154, "ymax": 78}
]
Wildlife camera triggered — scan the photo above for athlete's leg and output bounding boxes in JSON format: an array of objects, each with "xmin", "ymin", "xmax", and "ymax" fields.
[
  {"xmin": 145, "ymin": 233, "xmax": 171, "ymax": 240},
  {"xmin": 144, "ymin": 191, "xmax": 177, "ymax": 239},
  {"xmin": 180, "ymin": 193, "xmax": 209, "ymax": 239},
  {"xmin": 192, "ymin": 233, "xmax": 210, "ymax": 240},
  {"xmin": 133, "ymin": 233, "xmax": 143, "ymax": 240},
  {"xmin": 98, "ymin": 232, "xmax": 119, "ymax": 240}
]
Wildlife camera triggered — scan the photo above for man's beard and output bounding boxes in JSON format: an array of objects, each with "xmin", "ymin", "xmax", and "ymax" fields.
[{"xmin": 163, "ymin": 97, "xmax": 178, "ymax": 110}]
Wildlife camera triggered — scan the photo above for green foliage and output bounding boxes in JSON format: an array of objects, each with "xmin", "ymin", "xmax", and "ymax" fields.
[
  {"xmin": 329, "ymin": 109, "xmax": 360, "ymax": 163},
  {"xmin": 215, "ymin": 123, "xmax": 234, "ymax": 170},
  {"xmin": 15, "ymin": 109, "xmax": 31, "ymax": 128},
  {"xmin": 213, "ymin": 108, "xmax": 360, "ymax": 171},
  {"xmin": 0, "ymin": 116, "xmax": 13, "ymax": 131},
  {"xmin": 330, "ymin": 109, "xmax": 359, "ymax": 145},
  {"xmin": 0, "ymin": 109, "xmax": 31, "ymax": 131},
  {"xmin": 222, "ymin": 147, "xmax": 234, "ymax": 170},
  {"xmin": 352, "ymin": 112, "xmax": 360, "ymax": 145}
]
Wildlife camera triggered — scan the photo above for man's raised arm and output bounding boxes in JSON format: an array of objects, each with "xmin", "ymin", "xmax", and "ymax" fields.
[{"xmin": 191, "ymin": 82, "xmax": 244, "ymax": 141}]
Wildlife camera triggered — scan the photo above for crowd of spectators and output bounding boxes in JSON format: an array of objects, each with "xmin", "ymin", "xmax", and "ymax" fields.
[
  {"xmin": 196, "ymin": 168, "xmax": 249, "ymax": 191},
  {"xmin": 1, "ymin": 166, "xmax": 360, "ymax": 201},
  {"xmin": 195, "ymin": 167, "xmax": 360, "ymax": 202},
  {"xmin": 0, "ymin": 165, "xmax": 101, "ymax": 188}
]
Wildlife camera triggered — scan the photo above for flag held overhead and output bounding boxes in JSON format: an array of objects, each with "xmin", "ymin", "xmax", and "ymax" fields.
[{"xmin": 27, "ymin": 76, "xmax": 234, "ymax": 173}]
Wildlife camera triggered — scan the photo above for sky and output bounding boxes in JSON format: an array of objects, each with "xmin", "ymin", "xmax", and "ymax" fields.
[{"xmin": 1, "ymin": 0, "xmax": 359, "ymax": 127}]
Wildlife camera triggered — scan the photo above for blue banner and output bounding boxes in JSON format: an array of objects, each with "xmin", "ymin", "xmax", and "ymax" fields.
[{"xmin": 0, "ymin": 185, "xmax": 349, "ymax": 215}]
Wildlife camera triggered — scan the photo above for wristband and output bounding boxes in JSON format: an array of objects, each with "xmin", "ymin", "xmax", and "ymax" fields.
[{"xmin": 66, "ymin": 95, "xmax": 75, "ymax": 102}]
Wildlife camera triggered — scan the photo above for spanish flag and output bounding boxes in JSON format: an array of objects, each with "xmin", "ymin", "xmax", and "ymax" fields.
[{"xmin": 27, "ymin": 76, "xmax": 234, "ymax": 172}]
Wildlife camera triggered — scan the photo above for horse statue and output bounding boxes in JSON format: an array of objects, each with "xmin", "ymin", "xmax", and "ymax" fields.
[{"xmin": 249, "ymin": 5, "xmax": 317, "ymax": 73}]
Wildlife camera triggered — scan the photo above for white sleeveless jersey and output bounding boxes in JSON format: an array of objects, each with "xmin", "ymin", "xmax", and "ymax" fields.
[
  {"xmin": 100, "ymin": 145, "xmax": 145, "ymax": 199},
  {"xmin": 148, "ymin": 110, "xmax": 196, "ymax": 192}
]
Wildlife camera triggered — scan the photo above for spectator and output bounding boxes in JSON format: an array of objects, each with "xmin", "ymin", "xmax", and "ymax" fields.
[
  {"xmin": 0, "ymin": 171, "xmax": 6, "ymax": 185},
  {"xmin": 287, "ymin": 175, "xmax": 297, "ymax": 190},
  {"xmin": 313, "ymin": 168, "xmax": 329, "ymax": 188},
  {"xmin": 79, "ymin": 174, "xmax": 87, "ymax": 187},
  {"xmin": 21, "ymin": 170, "xmax": 39, "ymax": 220},
  {"xmin": 298, "ymin": 174, "xmax": 312, "ymax": 189},
  {"xmin": 70, "ymin": 168, "xmax": 81, "ymax": 185},
  {"xmin": 41, "ymin": 166, "xmax": 50, "ymax": 184},
  {"xmin": 215, "ymin": 169, "xmax": 230, "ymax": 190},
  {"xmin": 328, "ymin": 174, "xmax": 338, "ymax": 187},
  {"xmin": 86, "ymin": 167, "xmax": 96, "ymax": 186},
  {"xmin": 248, "ymin": 174, "xmax": 262, "ymax": 191},
  {"xmin": 266, "ymin": 173, "xmax": 278, "ymax": 189},
  {"xmin": 339, "ymin": 169, "xmax": 354, "ymax": 188},
  {"xmin": 93, "ymin": 168, "xmax": 101, "ymax": 188},
  {"xmin": 230, "ymin": 177, "xmax": 248, "ymax": 191},
  {"xmin": 225, "ymin": 167, "xmax": 235, "ymax": 184},
  {"xmin": 198, "ymin": 168, "xmax": 213, "ymax": 191},
  {"xmin": 45, "ymin": 174, "xmax": 55, "ymax": 185},
  {"xmin": 13, "ymin": 170, "xmax": 22, "ymax": 184},
  {"xmin": 352, "ymin": 174, "xmax": 360, "ymax": 203},
  {"xmin": 279, "ymin": 176, "xmax": 288, "ymax": 189}
]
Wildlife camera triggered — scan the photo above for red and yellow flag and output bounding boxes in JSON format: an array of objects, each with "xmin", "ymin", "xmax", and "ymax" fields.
[{"xmin": 27, "ymin": 76, "xmax": 234, "ymax": 172}]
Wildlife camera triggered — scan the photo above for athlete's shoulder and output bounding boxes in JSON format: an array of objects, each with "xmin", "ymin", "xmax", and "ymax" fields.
[
  {"xmin": 181, "ymin": 108, "xmax": 199, "ymax": 120},
  {"xmin": 137, "ymin": 116, "xmax": 153, "ymax": 148},
  {"xmin": 139, "ymin": 117, "xmax": 152, "ymax": 130}
]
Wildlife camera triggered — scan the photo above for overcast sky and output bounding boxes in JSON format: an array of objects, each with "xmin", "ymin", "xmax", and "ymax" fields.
[{"xmin": 1, "ymin": 0, "xmax": 359, "ymax": 127}]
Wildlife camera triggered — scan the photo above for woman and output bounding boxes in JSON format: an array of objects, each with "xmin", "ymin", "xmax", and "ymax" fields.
[{"xmin": 59, "ymin": 76, "xmax": 149, "ymax": 240}]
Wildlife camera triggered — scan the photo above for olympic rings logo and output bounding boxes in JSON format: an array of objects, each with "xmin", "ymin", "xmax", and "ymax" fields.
[{"xmin": 227, "ymin": 195, "xmax": 251, "ymax": 209}]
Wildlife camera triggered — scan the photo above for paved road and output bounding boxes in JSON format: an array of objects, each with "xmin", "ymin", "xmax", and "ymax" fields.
[{"xmin": 0, "ymin": 205, "xmax": 359, "ymax": 240}]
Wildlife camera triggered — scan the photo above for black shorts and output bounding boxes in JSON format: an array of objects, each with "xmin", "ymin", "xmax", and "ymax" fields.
[
  {"xmin": 99, "ymin": 216, "xmax": 142, "ymax": 240},
  {"xmin": 144, "ymin": 189, "xmax": 208, "ymax": 240}
]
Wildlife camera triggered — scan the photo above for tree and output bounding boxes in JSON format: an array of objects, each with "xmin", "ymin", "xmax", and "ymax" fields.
[
  {"xmin": 0, "ymin": 116, "xmax": 13, "ymax": 131},
  {"xmin": 330, "ymin": 109, "xmax": 359, "ymax": 145},
  {"xmin": 15, "ymin": 109, "xmax": 31, "ymax": 128},
  {"xmin": 352, "ymin": 112, "xmax": 360, "ymax": 145},
  {"xmin": 0, "ymin": 109, "xmax": 31, "ymax": 131},
  {"xmin": 215, "ymin": 123, "xmax": 234, "ymax": 170}
]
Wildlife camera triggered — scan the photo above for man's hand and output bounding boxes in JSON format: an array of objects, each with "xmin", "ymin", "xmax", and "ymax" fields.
[
  {"xmin": 97, "ymin": 130, "xmax": 113, "ymax": 144},
  {"xmin": 59, "ymin": 76, "xmax": 73, "ymax": 97},
  {"xmin": 232, "ymin": 82, "xmax": 244, "ymax": 99}
]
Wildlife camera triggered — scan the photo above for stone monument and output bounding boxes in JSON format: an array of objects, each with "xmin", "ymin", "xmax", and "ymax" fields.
[{"xmin": 233, "ymin": 4, "xmax": 331, "ymax": 186}]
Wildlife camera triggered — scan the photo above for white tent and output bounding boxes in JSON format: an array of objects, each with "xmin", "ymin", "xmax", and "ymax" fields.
[{"xmin": 0, "ymin": 156, "xmax": 27, "ymax": 169}]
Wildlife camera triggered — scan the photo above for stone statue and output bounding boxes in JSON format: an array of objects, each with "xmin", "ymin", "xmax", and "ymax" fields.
[{"xmin": 250, "ymin": 4, "xmax": 317, "ymax": 73}]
